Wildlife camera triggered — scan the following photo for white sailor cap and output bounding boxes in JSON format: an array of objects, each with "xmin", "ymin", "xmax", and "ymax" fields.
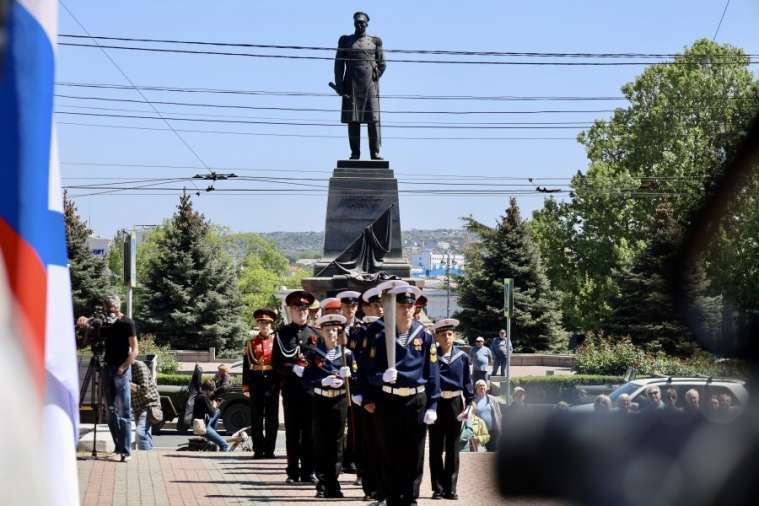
[
  {"xmin": 362, "ymin": 286, "xmax": 382, "ymax": 303},
  {"xmin": 431, "ymin": 318, "xmax": 460, "ymax": 334},
  {"xmin": 317, "ymin": 313, "xmax": 347, "ymax": 327},
  {"xmin": 336, "ymin": 290, "xmax": 361, "ymax": 305},
  {"xmin": 389, "ymin": 284, "xmax": 423, "ymax": 304},
  {"xmin": 320, "ymin": 297, "xmax": 341, "ymax": 311},
  {"xmin": 377, "ymin": 279, "xmax": 409, "ymax": 294}
]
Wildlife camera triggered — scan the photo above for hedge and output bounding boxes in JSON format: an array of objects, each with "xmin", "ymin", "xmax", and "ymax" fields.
[
  {"xmin": 156, "ymin": 372, "xmax": 242, "ymax": 386},
  {"xmin": 506, "ymin": 374, "xmax": 624, "ymax": 405}
]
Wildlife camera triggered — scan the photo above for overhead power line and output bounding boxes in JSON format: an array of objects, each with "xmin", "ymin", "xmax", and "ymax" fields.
[
  {"xmin": 58, "ymin": 41, "xmax": 759, "ymax": 66},
  {"xmin": 713, "ymin": 0, "xmax": 731, "ymax": 41}
]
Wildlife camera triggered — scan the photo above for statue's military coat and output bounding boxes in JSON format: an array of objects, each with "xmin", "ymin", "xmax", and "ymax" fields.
[{"xmin": 334, "ymin": 33, "xmax": 386, "ymax": 124}]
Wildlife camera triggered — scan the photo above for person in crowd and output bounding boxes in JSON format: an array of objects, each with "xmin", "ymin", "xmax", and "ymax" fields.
[
  {"xmin": 644, "ymin": 385, "xmax": 665, "ymax": 411},
  {"xmin": 428, "ymin": 318, "xmax": 473, "ymax": 500},
  {"xmin": 303, "ymin": 313, "xmax": 357, "ymax": 498},
  {"xmin": 273, "ymin": 290, "xmax": 320, "ymax": 485},
  {"xmin": 212, "ymin": 363, "xmax": 232, "ymax": 399},
  {"xmin": 663, "ymin": 388, "xmax": 683, "ymax": 412},
  {"xmin": 337, "ymin": 290, "xmax": 363, "ymax": 477},
  {"xmin": 511, "ymin": 386, "xmax": 527, "ymax": 410},
  {"xmin": 130, "ymin": 359, "xmax": 160, "ymax": 451},
  {"xmin": 414, "ymin": 295, "xmax": 428, "ymax": 321},
  {"xmin": 490, "ymin": 329, "xmax": 513, "ymax": 377},
  {"xmin": 193, "ymin": 380, "xmax": 229, "ymax": 451},
  {"xmin": 308, "ymin": 299, "xmax": 321, "ymax": 326},
  {"xmin": 243, "ymin": 308, "xmax": 279, "ymax": 459},
  {"xmin": 366, "ymin": 283, "xmax": 441, "ymax": 506},
  {"xmin": 459, "ymin": 403, "xmax": 490, "ymax": 453},
  {"xmin": 593, "ymin": 394, "xmax": 612, "ymax": 413},
  {"xmin": 361, "ymin": 286, "xmax": 384, "ymax": 318},
  {"xmin": 472, "ymin": 379, "xmax": 503, "ymax": 451},
  {"xmin": 616, "ymin": 393, "xmax": 635, "ymax": 414},
  {"xmin": 684, "ymin": 389, "xmax": 701, "ymax": 414},
  {"xmin": 77, "ymin": 294, "xmax": 138, "ymax": 462},
  {"xmin": 321, "ymin": 297, "xmax": 342, "ymax": 316},
  {"xmin": 469, "ymin": 336, "xmax": 493, "ymax": 384}
]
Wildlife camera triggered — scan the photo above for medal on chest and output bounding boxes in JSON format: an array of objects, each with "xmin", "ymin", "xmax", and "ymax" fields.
[{"xmin": 413, "ymin": 337, "xmax": 423, "ymax": 351}]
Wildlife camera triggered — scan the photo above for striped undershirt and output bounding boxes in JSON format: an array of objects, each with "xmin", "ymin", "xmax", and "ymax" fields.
[
  {"xmin": 397, "ymin": 331, "xmax": 410, "ymax": 347},
  {"xmin": 326, "ymin": 348, "xmax": 339, "ymax": 361}
]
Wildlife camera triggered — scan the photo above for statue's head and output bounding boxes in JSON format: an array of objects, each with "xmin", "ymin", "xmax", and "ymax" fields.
[{"xmin": 353, "ymin": 11, "xmax": 369, "ymax": 35}]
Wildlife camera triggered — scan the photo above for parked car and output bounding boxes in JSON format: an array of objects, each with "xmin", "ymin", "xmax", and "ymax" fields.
[{"xmin": 570, "ymin": 376, "xmax": 748, "ymax": 415}]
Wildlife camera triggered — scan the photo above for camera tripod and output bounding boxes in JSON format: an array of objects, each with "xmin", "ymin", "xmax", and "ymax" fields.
[{"xmin": 79, "ymin": 353, "xmax": 108, "ymax": 458}]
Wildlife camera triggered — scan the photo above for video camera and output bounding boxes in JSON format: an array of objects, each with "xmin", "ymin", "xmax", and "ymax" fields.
[{"xmin": 75, "ymin": 310, "xmax": 120, "ymax": 357}]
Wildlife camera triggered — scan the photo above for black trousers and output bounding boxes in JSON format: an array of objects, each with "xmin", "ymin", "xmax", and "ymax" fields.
[
  {"xmin": 312, "ymin": 394, "xmax": 348, "ymax": 494},
  {"xmin": 248, "ymin": 372, "xmax": 279, "ymax": 456},
  {"xmin": 348, "ymin": 122, "xmax": 380, "ymax": 157},
  {"xmin": 281, "ymin": 379, "xmax": 314, "ymax": 480},
  {"xmin": 358, "ymin": 393, "xmax": 387, "ymax": 499},
  {"xmin": 429, "ymin": 396, "xmax": 464, "ymax": 495},
  {"xmin": 378, "ymin": 391, "xmax": 427, "ymax": 506},
  {"xmin": 343, "ymin": 405, "xmax": 358, "ymax": 473}
]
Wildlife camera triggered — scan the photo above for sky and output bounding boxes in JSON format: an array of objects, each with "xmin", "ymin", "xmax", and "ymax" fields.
[{"xmin": 57, "ymin": 1, "xmax": 759, "ymax": 237}]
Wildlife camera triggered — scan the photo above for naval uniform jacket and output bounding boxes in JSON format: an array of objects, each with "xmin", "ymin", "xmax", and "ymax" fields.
[
  {"xmin": 438, "ymin": 346, "xmax": 474, "ymax": 404},
  {"xmin": 303, "ymin": 343, "xmax": 358, "ymax": 393},
  {"xmin": 272, "ymin": 322, "xmax": 320, "ymax": 389},
  {"xmin": 366, "ymin": 318, "xmax": 441, "ymax": 411}
]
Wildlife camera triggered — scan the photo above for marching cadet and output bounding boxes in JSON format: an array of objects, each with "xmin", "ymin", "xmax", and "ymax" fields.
[
  {"xmin": 242, "ymin": 309, "xmax": 280, "ymax": 459},
  {"xmin": 428, "ymin": 318, "xmax": 473, "ymax": 500},
  {"xmin": 303, "ymin": 313, "xmax": 357, "ymax": 498},
  {"xmin": 367, "ymin": 284, "xmax": 441, "ymax": 506},
  {"xmin": 272, "ymin": 290, "xmax": 320, "ymax": 485},
  {"xmin": 361, "ymin": 286, "xmax": 384, "ymax": 318},
  {"xmin": 337, "ymin": 290, "xmax": 363, "ymax": 476}
]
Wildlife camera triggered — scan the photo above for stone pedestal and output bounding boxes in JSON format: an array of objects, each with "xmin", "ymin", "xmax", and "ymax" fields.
[{"xmin": 312, "ymin": 159, "xmax": 411, "ymax": 278}]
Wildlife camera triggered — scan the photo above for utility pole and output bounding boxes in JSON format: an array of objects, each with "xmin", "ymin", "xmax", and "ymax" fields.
[
  {"xmin": 123, "ymin": 230, "xmax": 137, "ymax": 318},
  {"xmin": 445, "ymin": 252, "xmax": 451, "ymax": 318}
]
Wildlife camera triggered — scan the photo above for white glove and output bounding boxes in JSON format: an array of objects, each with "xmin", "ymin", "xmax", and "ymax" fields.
[
  {"xmin": 339, "ymin": 366, "xmax": 352, "ymax": 379},
  {"xmin": 423, "ymin": 409, "xmax": 438, "ymax": 425},
  {"xmin": 382, "ymin": 368, "xmax": 398, "ymax": 384},
  {"xmin": 456, "ymin": 406, "xmax": 472, "ymax": 422},
  {"xmin": 351, "ymin": 394, "xmax": 363, "ymax": 406},
  {"xmin": 329, "ymin": 376, "xmax": 344, "ymax": 388},
  {"xmin": 321, "ymin": 376, "xmax": 333, "ymax": 387},
  {"xmin": 292, "ymin": 364, "xmax": 304, "ymax": 377}
]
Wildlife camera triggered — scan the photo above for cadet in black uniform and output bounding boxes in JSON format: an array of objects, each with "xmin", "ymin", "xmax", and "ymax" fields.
[
  {"xmin": 337, "ymin": 290, "xmax": 363, "ymax": 477},
  {"xmin": 242, "ymin": 308, "xmax": 280, "ymax": 459},
  {"xmin": 303, "ymin": 313, "xmax": 357, "ymax": 498},
  {"xmin": 428, "ymin": 319, "xmax": 473, "ymax": 500},
  {"xmin": 272, "ymin": 290, "xmax": 320, "ymax": 484},
  {"xmin": 367, "ymin": 284, "xmax": 441, "ymax": 506}
]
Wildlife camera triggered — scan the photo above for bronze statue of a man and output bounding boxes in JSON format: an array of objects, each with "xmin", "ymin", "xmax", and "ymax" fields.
[{"xmin": 333, "ymin": 11, "xmax": 386, "ymax": 160}]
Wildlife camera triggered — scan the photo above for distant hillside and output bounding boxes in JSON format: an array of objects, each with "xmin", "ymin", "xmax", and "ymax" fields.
[{"xmin": 261, "ymin": 229, "xmax": 475, "ymax": 260}]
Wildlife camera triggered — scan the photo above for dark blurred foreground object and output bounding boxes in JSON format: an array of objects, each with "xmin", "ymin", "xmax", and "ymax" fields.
[
  {"xmin": 498, "ymin": 116, "xmax": 759, "ymax": 506},
  {"xmin": 0, "ymin": 0, "xmax": 9, "ymax": 70}
]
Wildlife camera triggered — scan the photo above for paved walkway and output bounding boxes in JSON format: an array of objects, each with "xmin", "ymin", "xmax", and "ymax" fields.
[{"xmin": 78, "ymin": 448, "xmax": 564, "ymax": 505}]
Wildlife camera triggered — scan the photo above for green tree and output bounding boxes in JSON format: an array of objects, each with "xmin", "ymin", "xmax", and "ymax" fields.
[
  {"xmin": 64, "ymin": 193, "xmax": 112, "ymax": 317},
  {"xmin": 531, "ymin": 39, "xmax": 759, "ymax": 330},
  {"xmin": 137, "ymin": 194, "xmax": 246, "ymax": 350},
  {"xmin": 455, "ymin": 198, "xmax": 565, "ymax": 352}
]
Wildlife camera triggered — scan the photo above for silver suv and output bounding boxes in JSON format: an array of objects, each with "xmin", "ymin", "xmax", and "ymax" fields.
[{"xmin": 571, "ymin": 376, "xmax": 748, "ymax": 415}]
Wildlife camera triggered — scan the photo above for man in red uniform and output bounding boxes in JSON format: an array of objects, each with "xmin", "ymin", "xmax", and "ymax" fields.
[{"xmin": 243, "ymin": 308, "xmax": 279, "ymax": 459}]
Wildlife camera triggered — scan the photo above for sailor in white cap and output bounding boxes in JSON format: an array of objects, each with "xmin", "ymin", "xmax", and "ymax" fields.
[
  {"xmin": 303, "ymin": 313, "xmax": 356, "ymax": 498},
  {"xmin": 365, "ymin": 283, "xmax": 441, "ymax": 505},
  {"xmin": 428, "ymin": 319, "xmax": 473, "ymax": 500}
]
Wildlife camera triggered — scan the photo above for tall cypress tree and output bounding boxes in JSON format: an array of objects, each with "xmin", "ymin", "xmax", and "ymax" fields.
[
  {"xmin": 606, "ymin": 201, "xmax": 721, "ymax": 356},
  {"xmin": 455, "ymin": 198, "xmax": 565, "ymax": 352},
  {"xmin": 64, "ymin": 193, "xmax": 112, "ymax": 317},
  {"xmin": 138, "ymin": 193, "xmax": 246, "ymax": 350}
]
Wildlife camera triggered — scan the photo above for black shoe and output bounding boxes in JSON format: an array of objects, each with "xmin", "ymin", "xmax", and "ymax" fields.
[
  {"xmin": 252, "ymin": 453, "xmax": 265, "ymax": 460},
  {"xmin": 264, "ymin": 452, "xmax": 275, "ymax": 458},
  {"xmin": 370, "ymin": 154, "xmax": 383, "ymax": 160},
  {"xmin": 431, "ymin": 491, "xmax": 444, "ymax": 500},
  {"xmin": 285, "ymin": 477, "xmax": 298, "ymax": 485},
  {"xmin": 444, "ymin": 492, "xmax": 458, "ymax": 500},
  {"xmin": 350, "ymin": 153, "xmax": 360, "ymax": 160},
  {"xmin": 303, "ymin": 474, "xmax": 317, "ymax": 484},
  {"xmin": 315, "ymin": 491, "xmax": 326, "ymax": 498}
]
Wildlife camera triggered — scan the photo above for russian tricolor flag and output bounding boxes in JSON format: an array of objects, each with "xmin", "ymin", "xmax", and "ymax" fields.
[{"xmin": 1, "ymin": 1, "xmax": 80, "ymax": 504}]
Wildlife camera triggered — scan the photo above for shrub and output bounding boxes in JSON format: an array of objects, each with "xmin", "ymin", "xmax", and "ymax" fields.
[{"xmin": 139, "ymin": 334, "xmax": 179, "ymax": 374}]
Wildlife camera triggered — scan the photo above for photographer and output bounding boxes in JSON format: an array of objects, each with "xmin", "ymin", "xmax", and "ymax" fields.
[{"xmin": 77, "ymin": 294, "xmax": 139, "ymax": 462}]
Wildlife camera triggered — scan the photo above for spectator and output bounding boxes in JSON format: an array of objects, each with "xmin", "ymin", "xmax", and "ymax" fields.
[
  {"xmin": 593, "ymin": 394, "xmax": 612, "ymax": 413},
  {"xmin": 616, "ymin": 393, "xmax": 635, "ymax": 414},
  {"xmin": 130, "ymin": 360, "xmax": 161, "ymax": 450},
  {"xmin": 490, "ymin": 329, "xmax": 513, "ymax": 377},
  {"xmin": 459, "ymin": 404, "xmax": 490, "ymax": 453},
  {"xmin": 193, "ymin": 380, "xmax": 229, "ymax": 451},
  {"xmin": 469, "ymin": 336, "xmax": 493, "ymax": 384},
  {"xmin": 684, "ymin": 389, "xmax": 700, "ymax": 414},
  {"xmin": 707, "ymin": 394, "xmax": 721, "ymax": 415},
  {"xmin": 212, "ymin": 364, "xmax": 232, "ymax": 399},
  {"xmin": 644, "ymin": 385, "xmax": 665, "ymax": 411},
  {"xmin": 512, "ymin": 386, "xmax": 527, "ymax": 409},
  {"xmin": 663, "ymin": 388, "xmax": 683, "ymax": 412},
  {"xmin": 472, "ymin": 379, "xmax": 503, "ymax": 451}
]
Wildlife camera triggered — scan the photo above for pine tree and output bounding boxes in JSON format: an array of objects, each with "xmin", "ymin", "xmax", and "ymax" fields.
[
  {"xmin": 137, "ymin": 193, "xmax": 247, "ymax": 350},
  {"xmin": 606, "ymin": 201, "xmax": 722, "ymax": 356},
  {"xmin": 64, "ymin": 193, "xmax": 112, "ymax": 317},
  {"xmin": 455, "ymin": 198, "xmax": 565, "ymax": 352}
]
